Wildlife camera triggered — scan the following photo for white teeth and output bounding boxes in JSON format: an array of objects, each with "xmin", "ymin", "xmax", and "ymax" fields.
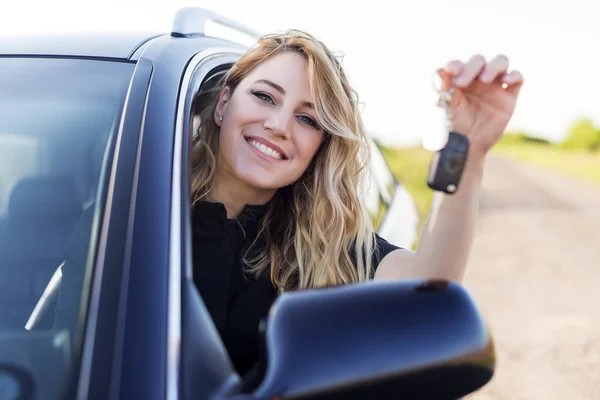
[{"xmin": 249, "ymin": 140, "xmax": 282, "ymax": 159}]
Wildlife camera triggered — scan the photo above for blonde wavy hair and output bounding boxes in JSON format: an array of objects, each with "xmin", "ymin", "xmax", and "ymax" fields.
[{"xmin": 191, "ymin": 29, "xmax": 377, "ymax": 292}]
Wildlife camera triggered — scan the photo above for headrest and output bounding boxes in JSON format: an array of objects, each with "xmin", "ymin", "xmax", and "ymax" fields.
[{"xmin": 8, "ymin": 176, "xmax": 81, "ymax": 220}]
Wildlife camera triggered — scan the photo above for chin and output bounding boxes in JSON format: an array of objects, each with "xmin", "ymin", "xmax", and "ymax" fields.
[{"xmin": 235, "ymin": 167, "xmax": 290, "ymax": 192}]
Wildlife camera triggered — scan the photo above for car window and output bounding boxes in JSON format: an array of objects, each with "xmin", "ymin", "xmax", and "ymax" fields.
[
  {"xmin": 0, "ymin": 57, "xmax": 134, "ymax": 397},
  {"xmin": 0, "ymin": 134, "xmax": 42, "ymax": 217}
]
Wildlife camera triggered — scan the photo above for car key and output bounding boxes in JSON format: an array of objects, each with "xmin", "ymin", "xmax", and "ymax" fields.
[
  {"xmin": 427, "ymin": 131, "xmax": 470, "ymax": 194},
  {"xmin": 425, "ymin": 82, "xmax": 470, "ymax": 194}
]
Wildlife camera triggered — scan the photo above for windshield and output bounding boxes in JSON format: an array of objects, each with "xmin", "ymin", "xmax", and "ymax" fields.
[{"xmin": 0, "ymin": 57, "xmax": 134, "ymax": 397}]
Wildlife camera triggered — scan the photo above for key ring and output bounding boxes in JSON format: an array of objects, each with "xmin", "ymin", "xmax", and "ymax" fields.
[
  {"xmin": 431, "ymin": 69, "xmax": 455, "ymax": 133},
  {"xmin": 431, "ymin": 70, "xmax": 455, "ymax": 108}
]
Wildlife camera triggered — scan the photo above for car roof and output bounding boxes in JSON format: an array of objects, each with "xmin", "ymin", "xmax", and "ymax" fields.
[{"xmin": 0, "ymin": 32, "xmax": 165, "ymax": 60}]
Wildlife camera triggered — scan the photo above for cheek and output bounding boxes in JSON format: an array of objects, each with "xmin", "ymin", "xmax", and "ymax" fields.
[
  {"xmin": 217, "ymin": 121, "xmax": 237, "ymax": 152},
  {"xmin": 228, "ymin": 94, "xmax": 266, "ymax": 127},
  {"xmin": 216, "ymin": 122, "xmax": 247, "ymax": 172},
  {"xmin": 217, "ymin": 102, "xmax": 254, "ymax": 150},
  {"xmin": 294, "ymin": 133, "xmax": 324, "ymax": 165}
]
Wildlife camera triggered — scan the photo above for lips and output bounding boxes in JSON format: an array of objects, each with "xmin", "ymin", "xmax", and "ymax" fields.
[{"xmin": 245, "ymin": 135, "xmax": 288, "ymax": 160}]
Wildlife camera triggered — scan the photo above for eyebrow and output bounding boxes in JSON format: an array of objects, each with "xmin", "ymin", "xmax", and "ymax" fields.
[{"xmin": 254, "ymin": 79, "xmax": 314, "ymax": 109}]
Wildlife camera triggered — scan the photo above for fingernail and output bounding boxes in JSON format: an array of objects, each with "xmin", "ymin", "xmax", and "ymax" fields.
[
  {"xmin": 448, "ymin": 64, "xmax": 460, "ymax": 75},
  {"xmin": 453, "ymin": 75, "xmax": 467, "ymax": 86}
]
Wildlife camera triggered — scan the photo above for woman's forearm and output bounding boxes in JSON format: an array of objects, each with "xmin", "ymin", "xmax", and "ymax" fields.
[{"xmin": 412, "ymin": 154, "xmax": 485, "ymax": 282}]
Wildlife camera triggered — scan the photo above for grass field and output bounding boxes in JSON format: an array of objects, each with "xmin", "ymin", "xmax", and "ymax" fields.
[
  {"xmin": 380, "ymin": 137, "xmax": 600, "ymax": 248},
  {"xmin": 493, "ymin": 141, "xmax": 600, "ymax": 187}
]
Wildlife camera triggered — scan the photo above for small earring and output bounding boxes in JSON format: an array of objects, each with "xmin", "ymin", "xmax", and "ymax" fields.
[{"xmin": 219, "ymin": 116, "xmax": 223, "ymax": 122}]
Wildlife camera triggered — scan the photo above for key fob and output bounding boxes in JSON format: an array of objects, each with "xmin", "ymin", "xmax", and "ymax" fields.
[{"xmin": 427, "ymin": 131, "xmax": 470, "ymax": 194}]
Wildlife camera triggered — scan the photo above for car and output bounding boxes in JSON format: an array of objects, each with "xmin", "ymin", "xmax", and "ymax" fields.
[{"xmin": 0, "ymin": 7, "xmax": 493, "ymax": 400}]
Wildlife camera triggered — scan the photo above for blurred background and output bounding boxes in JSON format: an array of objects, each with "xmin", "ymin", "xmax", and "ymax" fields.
[{"xmin": 2, "ymin": 1, "xmax": 598, "ymax": 398}]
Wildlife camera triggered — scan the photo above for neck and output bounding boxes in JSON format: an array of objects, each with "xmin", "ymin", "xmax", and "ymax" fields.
[{"xmin": 211, "ymin": 170, "xmax": 276, "ymax": 219}]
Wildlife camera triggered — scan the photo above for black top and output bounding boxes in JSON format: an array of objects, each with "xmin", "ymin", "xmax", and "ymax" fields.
[{"xmin": 191, "ymin": 201, "xmax": 402, "ymax": 377}]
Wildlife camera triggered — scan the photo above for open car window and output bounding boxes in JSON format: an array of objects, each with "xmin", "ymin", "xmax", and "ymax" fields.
[{"xmin": 179, "ymin": 54, "xmax": 246, "ymax": 400}]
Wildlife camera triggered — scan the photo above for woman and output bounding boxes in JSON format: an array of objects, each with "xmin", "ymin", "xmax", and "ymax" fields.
[{"xmin": 189, "ymin": 29, "xmax": 523, "ymax": 378}]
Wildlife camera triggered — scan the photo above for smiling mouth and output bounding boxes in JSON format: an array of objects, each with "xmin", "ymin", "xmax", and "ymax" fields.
[{"xmin": 245, "ymin": 137, "xmax": 287, "ymax": 160}]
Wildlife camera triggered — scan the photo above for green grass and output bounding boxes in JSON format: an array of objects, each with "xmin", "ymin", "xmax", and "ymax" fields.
[
  {"xmin": 380, "ymin": 146, "xmax": 434, "ymax": 247},
  {"xmin": 493, "ymin": 139, "xmax": 600, "ymax": 187}
]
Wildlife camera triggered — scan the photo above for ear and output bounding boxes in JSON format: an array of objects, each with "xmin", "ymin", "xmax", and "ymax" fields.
[{"xmin": 214, "ymin": 86, "xmax": 231, "ymax": 127}]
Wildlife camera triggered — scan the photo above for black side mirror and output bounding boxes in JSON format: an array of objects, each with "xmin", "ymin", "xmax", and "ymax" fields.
[{"xmin": 250, "ymin": 279, "xmax": 494, "ymax": 400}]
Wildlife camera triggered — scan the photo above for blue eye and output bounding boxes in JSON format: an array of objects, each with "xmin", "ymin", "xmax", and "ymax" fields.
[
  {"xmin": 298, "ymin": 115, "xmax": 318, "ymax": 129},
  {"xmin": 252, "ymin": 90, "xmax": 275, "ymax": 105}
]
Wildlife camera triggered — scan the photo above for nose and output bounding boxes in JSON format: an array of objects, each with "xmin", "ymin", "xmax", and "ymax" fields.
[{"xmin": 263, "ymin": 109, "xmax": 292, "ymax": 139}]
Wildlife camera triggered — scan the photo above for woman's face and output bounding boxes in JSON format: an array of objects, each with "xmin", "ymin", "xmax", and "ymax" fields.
[{"xmin": 214, "ymin": 51, "xmax": 325, "ymax": 195}]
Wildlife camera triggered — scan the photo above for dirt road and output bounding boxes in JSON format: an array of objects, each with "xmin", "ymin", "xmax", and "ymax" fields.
[{"xmin": 463, "ymin": 155, "xmax": 600, "ymax": 400}]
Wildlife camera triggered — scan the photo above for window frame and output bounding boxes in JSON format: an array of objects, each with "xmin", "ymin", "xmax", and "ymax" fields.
[
  {"xmin": 71, "ymin": 58, "xmax": 154, "ymax": 400},
  {"xmin": 172, "ymin": 49, "xmax": 244, "ymax": 400}
]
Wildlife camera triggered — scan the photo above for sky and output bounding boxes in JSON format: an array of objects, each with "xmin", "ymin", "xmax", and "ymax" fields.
[{"xmin": 1, "ymin": 0, "xmax": 598, "ymax": 147}]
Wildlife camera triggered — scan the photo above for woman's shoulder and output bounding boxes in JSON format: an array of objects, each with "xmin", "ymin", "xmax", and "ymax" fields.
[
  {"xmin": 349, "ymin": 233, "xmax": 403, "ymax": 277},
  {"xmin": 372, "ymin": 233, "xmax": 403, "ymax": 267}
]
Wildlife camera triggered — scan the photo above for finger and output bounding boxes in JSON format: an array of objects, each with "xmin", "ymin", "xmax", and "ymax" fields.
[
  {"xmin": 479, "ymin": 54, "xmax": 509, "ymax": 83},
  {"xmin": 502, "ymin": 70, "xmax": 524, "ymax": 96},
  {"xmin": 453, "ymin": 54, "xmax": 486, "ymax": 87},
  {"xmin": 501, "ymin": 70, "xmax": 523, "ymax": 85},
  {"xmin": 436, "ymin": 68, "xmax": 454, "ymax": 92},
  {"xmin": 443, "ymin": 60, "xmax": 464, "ymax": 78}
]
